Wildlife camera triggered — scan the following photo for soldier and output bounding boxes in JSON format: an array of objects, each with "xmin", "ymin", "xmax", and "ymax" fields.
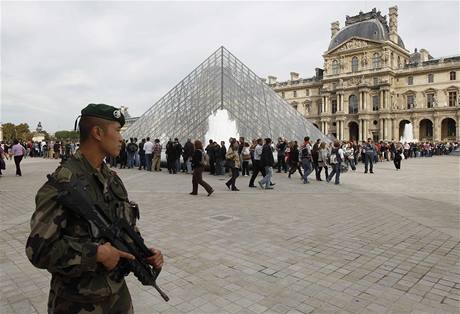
[{"xmin": 25, "ymin": 104, "xmax": 164, "ymax": 313}]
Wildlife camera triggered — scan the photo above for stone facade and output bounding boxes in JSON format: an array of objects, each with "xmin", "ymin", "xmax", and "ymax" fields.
[{"xmin": 269, "ymin": 6, "xmax": 460, "ymax": 142}]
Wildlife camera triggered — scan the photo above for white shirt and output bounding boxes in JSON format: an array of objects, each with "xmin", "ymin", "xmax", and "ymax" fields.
[
  {"xmin": 338, "ymin": 148, "xmax": 345, "ymax": 160},
  {"xmin": 144, "ymin": 141, "xmax": 154, "ymax": 154}
]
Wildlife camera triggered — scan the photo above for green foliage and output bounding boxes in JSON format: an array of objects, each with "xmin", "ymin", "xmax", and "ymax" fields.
[
  {"xmin": 54, "ymin": 130, "xmax": 79, "ymax": 141},
  {"xmin": 1, "ymin": 122, "xmax": 32, "ymax": 141}
]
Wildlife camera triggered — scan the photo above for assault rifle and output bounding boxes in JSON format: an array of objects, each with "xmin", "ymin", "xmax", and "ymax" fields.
[{"xmin": 50, "ymin": 174, "xmax": 169, "ymax": 302}]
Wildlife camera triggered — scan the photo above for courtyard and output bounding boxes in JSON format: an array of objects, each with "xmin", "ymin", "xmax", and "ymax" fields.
[{"xmin": 0, "ymin": 156, "xmax": 459, "ymax": 313}]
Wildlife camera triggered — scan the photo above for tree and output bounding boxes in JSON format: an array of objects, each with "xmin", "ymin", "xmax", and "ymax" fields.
[
  {"xmin": 2, "ymin": 123, "xmax": 15, "ymax": 141},
  {"xmin": 54, "ymin": 130, "xmax": 79, "ymax": 141},
  {"xmin": 1, "ymin": 123, "xmax": 32, "ymax": 141}
]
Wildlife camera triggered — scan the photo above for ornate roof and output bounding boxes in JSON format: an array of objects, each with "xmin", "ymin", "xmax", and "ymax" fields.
[{"xmin": 328, "ymin": 8, "xmax": 405, "ymax": 51}]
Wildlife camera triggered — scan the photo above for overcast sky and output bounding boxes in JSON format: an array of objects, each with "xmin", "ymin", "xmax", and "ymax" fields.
[{"xmin": 2, "ymin": 0, "xmax": 459, "ymax": 133}]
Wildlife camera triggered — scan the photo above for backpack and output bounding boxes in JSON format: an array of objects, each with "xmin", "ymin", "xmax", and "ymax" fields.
[
  {"xmin": 329, "ymin": 148, "xmax": 341, "ymax": 164},
  {"xmin": 300, "ymin": 144, "xmax": 311, "ymax": 160}
]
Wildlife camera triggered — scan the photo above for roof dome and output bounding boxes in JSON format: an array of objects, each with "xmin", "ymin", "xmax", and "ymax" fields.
[{"xmin": 328, "ymin": 10, "xmax": 405, "ymax": 51}]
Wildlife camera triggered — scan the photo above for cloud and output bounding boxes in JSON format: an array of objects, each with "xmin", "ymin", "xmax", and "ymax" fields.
[{"xmin": 1, "ymin": 1, "xmax": 459, "ymax": 132}]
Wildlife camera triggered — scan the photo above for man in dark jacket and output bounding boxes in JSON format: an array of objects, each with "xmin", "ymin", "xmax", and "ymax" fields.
[
  {"xmin": 258, "ymin": 138, "xmax": 274, "ymax": 189},
  {"xmin": 205, "ymin": 140, "xmax": 216, "ymax": 174},
  {"xmin": 183, "ymin": 139, "xmax": 194, "ymax": 174},
  {"xmin": 173, "ymin": 138, "xmax": 182, "ymax": 173}
]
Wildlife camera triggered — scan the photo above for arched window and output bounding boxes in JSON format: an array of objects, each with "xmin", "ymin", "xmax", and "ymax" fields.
[
  {"xmin": 372, "ymin": 53, "xmax": 380, "ymax": 69},
  {"xmin": 332, "ymin": 60, "xmax": 339, "ymax": 75},
  {"xmin": 351, "ymin": 57, "xmax": 358, "ymax": 73},
  {"xmin": 349, "ymin": 95, "xmax": 358, "ymax": 114}
]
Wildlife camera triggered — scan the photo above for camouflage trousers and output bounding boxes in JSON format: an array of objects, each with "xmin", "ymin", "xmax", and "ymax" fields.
[{"xmin": 48, "ymin": 281, "xmax": 134, "ymax": 314}]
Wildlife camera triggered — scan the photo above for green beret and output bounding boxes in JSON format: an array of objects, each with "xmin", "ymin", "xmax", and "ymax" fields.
[{"xmin": 81, "ymin": 103, "xmax": 125, "ymax": 127}]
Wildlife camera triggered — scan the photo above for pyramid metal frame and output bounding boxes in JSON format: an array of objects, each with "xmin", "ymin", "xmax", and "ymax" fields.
[{"xmin": 123, "ymin": 46, "xmax": 328, "ymax": 143}]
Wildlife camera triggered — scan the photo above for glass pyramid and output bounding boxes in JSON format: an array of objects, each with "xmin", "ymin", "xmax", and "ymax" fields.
[{"xmin": 123, "ymin": 46, "xmax": 328, "ymax": 143}]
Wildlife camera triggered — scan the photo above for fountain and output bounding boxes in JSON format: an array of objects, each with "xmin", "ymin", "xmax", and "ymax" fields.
[
  {"xmin": 205, "ymin": 109, "xmax": 239, "ymax": 145},
  {"xmin": 400, "ymin": 122, "xmax": 415, "ymax": 143}
]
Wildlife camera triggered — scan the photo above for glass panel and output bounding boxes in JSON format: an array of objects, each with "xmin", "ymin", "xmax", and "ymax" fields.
[{"xmin": 123, "ymin": 47, "xmax": 328, "ymax": 144}]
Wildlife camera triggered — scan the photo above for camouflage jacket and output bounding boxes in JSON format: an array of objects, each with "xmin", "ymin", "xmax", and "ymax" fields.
[{"xmin": 25, "ymin": 150, "xmax": 139, "ymax": 302}]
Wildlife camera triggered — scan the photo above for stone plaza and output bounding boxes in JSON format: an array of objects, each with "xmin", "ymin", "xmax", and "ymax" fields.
[{"xmin": 0, "ymin": 156, "xmax": 459, "ymax": 313}]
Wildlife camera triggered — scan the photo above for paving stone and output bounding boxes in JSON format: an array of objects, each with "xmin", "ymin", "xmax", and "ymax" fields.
[{"xmin": 1, "ymin": 157, "xmax": 459, "ymax": 313}]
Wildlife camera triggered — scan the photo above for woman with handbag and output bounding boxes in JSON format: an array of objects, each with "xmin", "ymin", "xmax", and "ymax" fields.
[
  {"xmin": 11, "ymin": 139, "xmax": 26, "ymax": 176},
  {"xmin": 190, "ymin": 140, "xmax": 214, "ymax": 196},
  {"xmin": 225, "ymin": 138, "xmax": 240, "ymax": 191}
]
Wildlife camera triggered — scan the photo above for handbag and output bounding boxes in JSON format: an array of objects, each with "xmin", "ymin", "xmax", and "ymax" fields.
[{"xmin": 225, "ymin": 159, "xmax": 235, "ymax": 168}]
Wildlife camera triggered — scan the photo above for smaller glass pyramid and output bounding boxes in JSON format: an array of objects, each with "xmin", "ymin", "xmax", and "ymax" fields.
[{"xmin": 123, "ymin": 46, "xmax": 328, "ymax": 143}]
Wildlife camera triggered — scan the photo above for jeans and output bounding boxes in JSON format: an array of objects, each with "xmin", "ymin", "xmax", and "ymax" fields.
[
  {"xmin": 347, "ymin": 158, "xmax": 356, "ymax": 171},
  {"xmin": 134, "ymin": 152, "xmax": 140, "ymax": 167},
  {"xmin": 127, "ymin": 152, "xmax": 135, "ymax": 168},
  {"xmin": 138, "ymin": 153, "xmax": 145, "ymax": 170},
  {"xmin": 175, "ymin": 159, "xmax": 181, "ymax": 173},
  {"xmin": 14, "ymin": 155, "xmax": 23, "ymax": 176},
  {"xmin": 249, "ymin": 160, "xmax": 266, "ymax": 186},
  {"xmin": 145, "ymin": 154, "xmax": 153, "ymax": 171},
  {"xmin": 226, "ymin": 167, "xmax": 239, "ymax": 189},
  {"xmin": 242, "ymin": 161, "xmax": 250, "ymax": 175},
  {"xmin": 327, "ymin": 163, "xmax": 341, "ymax": 184},
  {"xmin": 186, "ymin": 157, "xmax": 193, "ymax": 174},
  {"xmin": 364, "ymin": 154, "xmax": 373, "ymax": 172},
  {"xmin": 259, "ymin": 166, "xmax": 273, "ymax": 188},
  {"xmin": 301, "ymin": 159, "xmax": 313, "ymax": 183}
]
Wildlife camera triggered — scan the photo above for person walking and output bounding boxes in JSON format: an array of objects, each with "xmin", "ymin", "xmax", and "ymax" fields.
[
  {"xmin": 276, "ymin": 138, "xmax": 288, "ymax": 173},
  {"xmin": 248, "ymin": 138, "xmax": 265, "ymax": 187},
  {"xmin": 300, "ymin": 137, "xmax": 313, "ymax": 184},
  {"xmin": 12, "ymin": 139, "xmax": 26, "ymax": 176},
  {"xmin": 394, "ymin": 142, "xmax": 403, "ymax": 170},
  {"xmin": 190, "ymin": 140, "xmax": 214, "ymax": 196},
  {"xmin": 225, "ymin": 138, "xmax": 240, "ymax": 191},
  {"xmin": 259, "ymin": 138, "xmax": 275, "ymax": 189},
  {"xmin": 287, "ymin": 143, "xmax": 302, "ymax": 179},
  {"xmin": 317, "ymin": 142, "xmax": 329, "ymax": 180},
  {"xmin": 327, "ymin": 141, "xmax": 344, "ymax": 185},
  {"xmin": 344, "ymin": 142, "xmax": 356, "ymax": 171}
]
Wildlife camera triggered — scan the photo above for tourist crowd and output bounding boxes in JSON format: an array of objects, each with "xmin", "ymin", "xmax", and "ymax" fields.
[{"xmin": 1, "ymin": 138, "xmax": 457, "ymax": 190}]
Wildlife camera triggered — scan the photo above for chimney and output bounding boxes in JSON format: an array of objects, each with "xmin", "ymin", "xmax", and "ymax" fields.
[
  {"xmin": 290, "ymin": 72, "xmax": 299, "ymax": 81},
  {"xmin": 388, "ymin": 6, "xmax": 398, "ymax": 43},
  {"xmin": 331, "ymin": 21, "xmax": 340, "ymax": 38},
  {"xmin": 420, "ymin": 49, "xmax": 430, "ymax": 62},
  {"xmin": 268, "ymin": 76, "xmax": 277, "ymax": 84}
]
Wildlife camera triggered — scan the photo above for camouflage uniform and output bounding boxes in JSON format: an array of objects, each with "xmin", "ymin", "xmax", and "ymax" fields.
[{"xmin": 26, "ymin": 150, "xmax": 138, "ymax": 314}]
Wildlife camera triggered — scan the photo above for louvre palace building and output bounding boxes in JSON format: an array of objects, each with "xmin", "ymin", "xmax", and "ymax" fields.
[{"xmin": 268, "ymin": 6, "xmax": 460, "ymax": 142}]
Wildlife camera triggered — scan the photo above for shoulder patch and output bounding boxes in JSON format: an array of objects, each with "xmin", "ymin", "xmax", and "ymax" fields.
[{"xmin": 55, "ymin": 167, "xmax": 73, "ymax": 183}]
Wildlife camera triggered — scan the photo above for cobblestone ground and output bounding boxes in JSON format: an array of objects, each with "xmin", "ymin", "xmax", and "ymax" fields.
[{"xmin": 0, "ymin": 156, "xmax": 459, "ymax": 314}]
